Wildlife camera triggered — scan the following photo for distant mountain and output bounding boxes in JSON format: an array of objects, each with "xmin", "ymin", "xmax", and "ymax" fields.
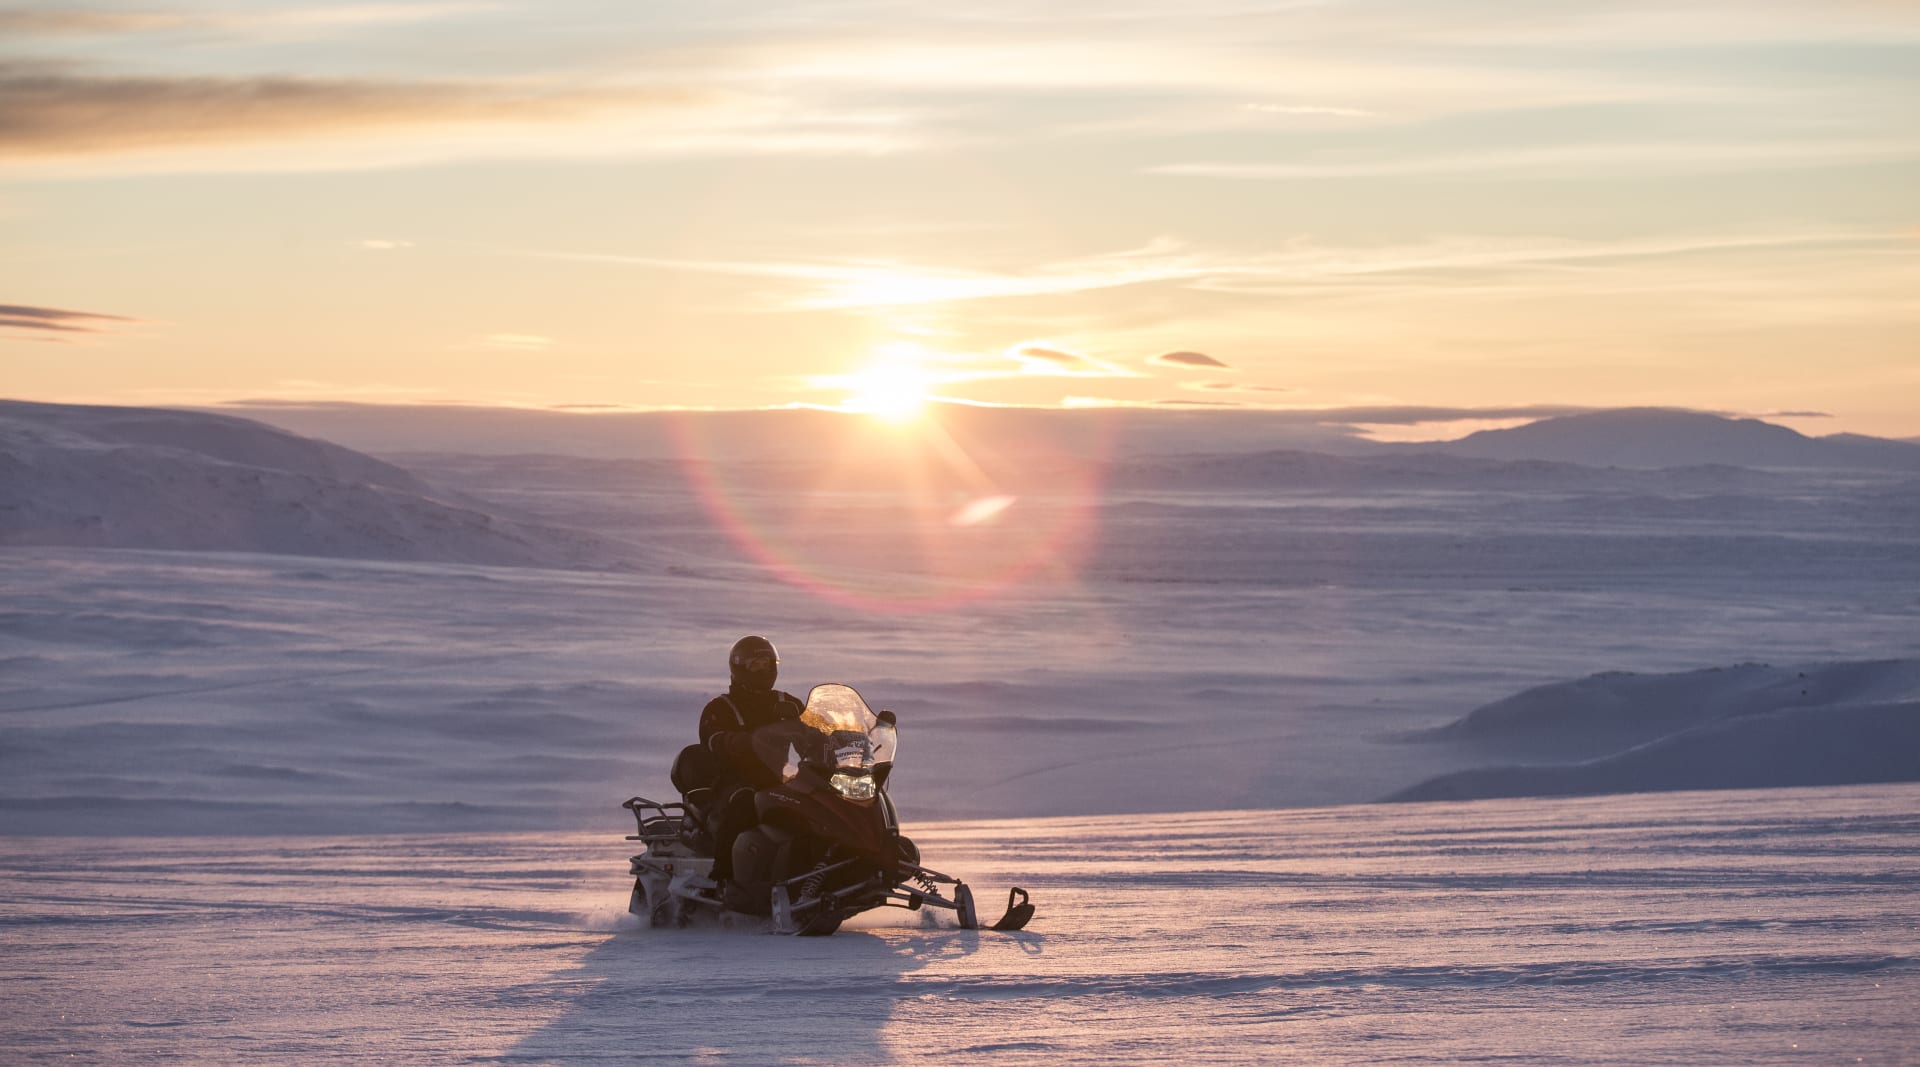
[
  {"xmin": 1103, "ymin": 448, "xmax": 1779, "ymax": 492},
  {"xmin": 1390, "ymin": 659, "xmax": 1920, "ymax": 802},
  {"xmin": 217, "ymin": 402, "xmax": 1372, "ymax": 461},
  {"xmin": 0, "ymin": 400, "xmax": 638, "ymax": 568},
  {"xmin": 3, "ymin": 400, "xmax": 432, "ymax": 492},
  {"xmin": 1427, "ymin": 409, "xmax": 1920, "ymax": 470}
]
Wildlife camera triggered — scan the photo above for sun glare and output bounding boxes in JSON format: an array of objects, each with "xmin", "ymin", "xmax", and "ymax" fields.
[{"xmin": 843, "ymin": 360, "xmax": 933, "ymax": 423}]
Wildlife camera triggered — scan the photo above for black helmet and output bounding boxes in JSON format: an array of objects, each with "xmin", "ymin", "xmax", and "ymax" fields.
[{"xmin": 728, "ymin": 635, "xmax": 779, "ymax": 692}]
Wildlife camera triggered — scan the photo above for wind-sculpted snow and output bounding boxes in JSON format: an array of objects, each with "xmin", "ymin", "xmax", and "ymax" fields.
[
  {"xmin": 1393, "ymin": 660, "xmax": 1920, "ymax": 802},
  {"xmin": 0, "ymin": 401, "xmax": 639, "ymax": 568},
  {"xmin": 1, "ymin": 788, "xmax": 1915, "ymax": 1063}
]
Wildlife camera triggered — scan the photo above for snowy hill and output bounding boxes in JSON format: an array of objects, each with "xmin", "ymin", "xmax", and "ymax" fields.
[
  {"xmin": 2, "ymin": 399, "xmax": 432, "ymax": 492},
  {"xmin": 1103, "ymin": 448, "xmax": 1779, "ymax": 491},
  {"xmin": 0, "ymin": 400, "xmax": 637, "ymax": 568},
  {"xmin": 1430, "ymin": 409, "xmax": 1920, "ymax": 470},
  {"xmin": 1391, "ymin": 659, "xmax": 1920, "ymax": 802}
]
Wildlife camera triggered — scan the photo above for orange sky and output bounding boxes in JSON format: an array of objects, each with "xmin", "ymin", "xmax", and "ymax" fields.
[{"xmin": 3, "ymin": 1, "xmax": 1917, "ymax": 437}]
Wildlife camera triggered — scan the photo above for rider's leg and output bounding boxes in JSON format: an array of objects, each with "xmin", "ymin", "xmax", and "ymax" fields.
[{"xmin": 708, "ymin": 786, "xmax": 756, "ymax": 882}]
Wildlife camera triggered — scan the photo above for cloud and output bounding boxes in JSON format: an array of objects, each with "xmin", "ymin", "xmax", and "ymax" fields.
[
  {"xmin": 546, "ymin": 228, "xmax": 1902, "ymax": 316},
  {"xmin": 1186, "ymin": 380, "xmax": 1291, "ymax": 394},
  {"xmin": 0, "ymin": 62, "xmax": 710, "ymax": 169},
  {"xmin": 0, "ymin": 303, "xmax": 136, "ymax": 342},
  {"xmin": 1010, "ymin": 344, "xmax": 1093, "ymax": 372},
  {"xmin": 0, "ymin": 5, "xmax": 491, "ymax": 40},
  {"xmin": 1241, "ymin": 102, "xmax": 1375, "ymax": 118},
  {"xmin": 1148, "ymin": 138, "xmax": 1920, "ymax": 182},
  {"xmin": 1151, "ymin": 350, "xmax": 1230, "ymax": 369},
  {"xmin": 528, "ymin": 237, "xmax": 1215, "ymax": 311},
  {"xmin": 1006, "ymin": 343, "xmax": 1136, "ymax": 378},
  {"xmin": 1305, "ymin": 404, "xmax": 1594, "ymax": 426},
  {"xmin": 0, "ymin": 11, "xmax": 186, "ymax": 35},
  {"xmin": 472, "ymin": 333, "xmax": 555, "ymax": 351}
]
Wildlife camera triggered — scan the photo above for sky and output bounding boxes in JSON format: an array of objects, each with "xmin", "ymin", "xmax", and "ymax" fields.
[{"xmin": 3, "ymin": 0, "xmax": 1918, "ymax": 438}]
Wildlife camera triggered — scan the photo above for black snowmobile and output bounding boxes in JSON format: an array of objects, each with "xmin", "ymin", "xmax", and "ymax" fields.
[{"xmin": 623, "ymin": 682, "xmax": 1033, "ymax": 936}]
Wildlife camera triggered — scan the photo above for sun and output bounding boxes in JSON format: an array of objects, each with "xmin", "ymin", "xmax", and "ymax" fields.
[{"xmin": 842, "ymin": 360, "xmax": 933, "ymax": 423}]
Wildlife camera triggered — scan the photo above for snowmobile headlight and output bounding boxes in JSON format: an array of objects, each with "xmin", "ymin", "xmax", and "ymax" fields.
[{"xmin": 829, "ymin": 772, "xmax": 877, "ymax": 801}]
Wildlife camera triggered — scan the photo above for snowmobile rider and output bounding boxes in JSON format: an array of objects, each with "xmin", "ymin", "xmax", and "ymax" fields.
[{"xmin": 695, "ymin": 635, "xmax": 805, "ymax": 884}]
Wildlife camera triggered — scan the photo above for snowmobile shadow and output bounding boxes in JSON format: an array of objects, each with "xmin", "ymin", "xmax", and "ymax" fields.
[{"xmin": 501, "ymin": 920, "xmax": 983, "ymax": 1064}]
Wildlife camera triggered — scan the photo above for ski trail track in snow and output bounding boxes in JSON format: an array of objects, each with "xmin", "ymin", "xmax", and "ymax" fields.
[{"xmin": 2, "ymin": 785, "xmax": 1916, "ymax": 1065}]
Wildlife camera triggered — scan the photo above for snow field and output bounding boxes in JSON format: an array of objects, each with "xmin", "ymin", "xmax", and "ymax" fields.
[{"xmin": 2, "ymin": 785, "xmax": 1915, "ymax": 1064}]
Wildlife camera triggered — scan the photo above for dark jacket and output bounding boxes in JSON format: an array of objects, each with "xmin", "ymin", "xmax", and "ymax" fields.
[{"xmin": 699, "ymin": 686, "xmax": 805, "ymax": 788}]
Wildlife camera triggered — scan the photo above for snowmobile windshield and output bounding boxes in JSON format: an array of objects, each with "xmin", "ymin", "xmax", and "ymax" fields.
[{"xmin": 799, "ymin": 683, "xmax": 897, "ymax": 771}]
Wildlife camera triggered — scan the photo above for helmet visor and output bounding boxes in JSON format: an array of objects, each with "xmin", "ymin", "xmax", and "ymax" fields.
[{"xmin": 735, "ymin": 653, "xmax": 776, "ymax": 674}]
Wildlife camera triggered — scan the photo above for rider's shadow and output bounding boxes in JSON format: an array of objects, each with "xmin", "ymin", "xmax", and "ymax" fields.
[{"xmin": 501, "ymin": 920, "xmax": 997, "ymax": 1064}]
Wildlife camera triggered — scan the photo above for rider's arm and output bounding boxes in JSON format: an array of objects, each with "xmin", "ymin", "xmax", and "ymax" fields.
[{"xmin": 697, "ymin": 699, "xmax": 726, "ymax": 748}]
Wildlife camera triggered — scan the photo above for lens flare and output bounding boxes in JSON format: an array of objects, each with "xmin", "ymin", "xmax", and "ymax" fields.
[{"xmin": 667, "ymin": 407, "xmax": 1114, "ymax": 614}]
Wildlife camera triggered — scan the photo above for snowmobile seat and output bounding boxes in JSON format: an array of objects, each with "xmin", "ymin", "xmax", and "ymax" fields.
[
  {"xmin": 671, "ymin": 744, "xmax": 720, "ymax": 823},
  {"xmin": 671, "ymin": 743, "xmax": 719, "ymax": 792}
]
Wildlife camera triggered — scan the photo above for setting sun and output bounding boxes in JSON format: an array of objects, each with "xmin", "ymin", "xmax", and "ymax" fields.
[{"xmin": 841, "ymin": 361, "xmax": 934, "ymax": 422}]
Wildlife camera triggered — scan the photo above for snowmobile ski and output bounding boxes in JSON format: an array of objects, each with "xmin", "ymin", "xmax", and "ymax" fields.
[{"xmin": 990, "ymin": 887, "xmax": 1035, "ymax": 931}]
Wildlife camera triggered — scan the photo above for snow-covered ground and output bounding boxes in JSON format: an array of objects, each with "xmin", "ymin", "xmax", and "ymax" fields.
[
  {"xmin": 5, "ymin": 401, "xmax": 1919, "ymax": 1060},
  {"xmin": 3, "ymin": 786, "xmax": 1915, "ymax": 1064},
  {"xmin": 4, "ymin": 533, "xmax": 1916, "ymax": 834},
  {"xmin": 4, "ymin": 431, "xmax": 1918, "ymax": 832}
]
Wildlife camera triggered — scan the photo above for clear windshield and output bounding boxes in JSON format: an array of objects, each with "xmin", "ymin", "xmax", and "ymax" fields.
[{"xmin": 798, "ymin": 683, "xmax": 897, "ymax": 773}]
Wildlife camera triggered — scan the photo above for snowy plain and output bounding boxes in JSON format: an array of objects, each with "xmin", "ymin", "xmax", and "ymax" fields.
[
  {"xmin": 3, "ymin": 401, "xmax": 1919, "ymax": 1062},
  {"xmin": 4, "ymin": 788, "xmax": 1916, "ymax": 1064}
]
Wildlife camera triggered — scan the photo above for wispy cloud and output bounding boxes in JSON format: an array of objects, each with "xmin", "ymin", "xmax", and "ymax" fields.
[
  {"xmin": 0, "ymin": 4, "xmax": 494, "ymax": 40},
  {"xmin": 1304, "ymin": 404, "xmax": 1594, "ymax": 426},
  {"xmin": 526, "ymin": 239, "xmax": 1212, "ymax": 310},
  {"xmin": 1186, "ymin": 380, "xmax": 1291, "ymax": 394},
  {"xmin": 1150, "ymin": 139, "xmax": 1920, "ymax": 181},
  {"xmin": 1151, "ymin": 350, "xmax": 1230, "ymax": 369},
  {"xmin": 1241, "ymin": 102, "xmax": 1376, "ymax": 118},
  {"xmin": 0, "ymin": 10, "xmax": 187, "ymax": 35},
  {"xmin": 469, "ymin": 333, "xmax": 556, "ymax": 352},
  {"xmin": 537, "ymin": 228, "xmax": 1904, "ymax": 313},
  {"xmin": 0, "ymin": 62, "xmax": 710, "ymax": 169},
  {"xmin": 0, "ymin": 302, "xmax": 136, "ymax": 342},
  {"xmin": 1004, "ymin": 343, "xmax": 1136, "ymax": 378}
]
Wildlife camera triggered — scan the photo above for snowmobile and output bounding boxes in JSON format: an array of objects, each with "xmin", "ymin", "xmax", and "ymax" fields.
[{"xmin": 623, "ymin": 682, "xmax": 1034, "ymax": 936}]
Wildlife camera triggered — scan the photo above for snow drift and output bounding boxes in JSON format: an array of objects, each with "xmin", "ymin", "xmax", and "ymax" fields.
[
  {"xmin": 0, "ymin": 400, "xmax": 638, "ymax": 569},
  {"xmin": 1392, "ymin": 659, "xmax": 1920, "ymax": 802}
]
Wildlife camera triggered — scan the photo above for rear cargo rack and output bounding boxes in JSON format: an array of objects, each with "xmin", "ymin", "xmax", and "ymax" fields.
[{"xmin": 622, "ymin": 796, "xmax": 689, "ymax": 843}]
